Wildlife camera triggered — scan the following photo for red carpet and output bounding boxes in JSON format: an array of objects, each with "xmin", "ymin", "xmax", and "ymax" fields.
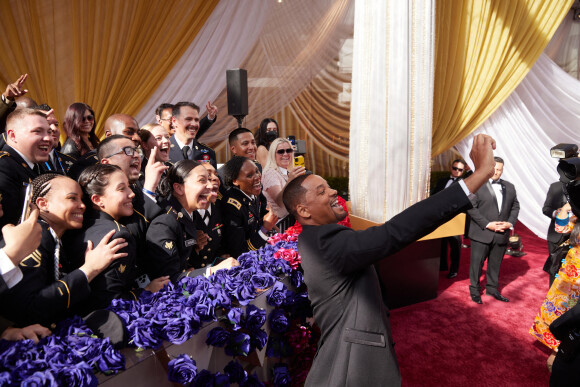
[{"xmin": 389, "ymin": 224, "xmax": 553, "ymax": 386}]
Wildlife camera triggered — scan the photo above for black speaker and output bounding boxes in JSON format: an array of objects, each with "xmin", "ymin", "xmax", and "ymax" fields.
[{"xmin": 226, "ymin": 69, "xmax": 249, "ymax": 117}]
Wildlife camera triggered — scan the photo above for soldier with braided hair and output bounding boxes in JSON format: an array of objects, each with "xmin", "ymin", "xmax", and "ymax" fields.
[{"xmin": 0, "ymin": 173, "xmax": 128, "ymax": 327}]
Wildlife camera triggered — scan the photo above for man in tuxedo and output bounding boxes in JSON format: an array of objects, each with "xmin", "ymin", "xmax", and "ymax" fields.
[
  {"xmin": 282, "ymin": 134, "xmax": 496, "ymax": 386},
  {"xmin": 468, "ymin": 156, "xmax": 519, "ymax": 304},
  {"xmin": 542, "ymin": 181, "xmax": 570, "ymax": 286},
  {"xmin": 432, "ymin": 159, "xmax": 465, "ymax": 278},
  {"xmin": 168, "ymin": 102, "xmax": 217, "ymax": 168},
  {"xmin": 155, "ymin": 101, "xmax": 217, "ymax": 138}
]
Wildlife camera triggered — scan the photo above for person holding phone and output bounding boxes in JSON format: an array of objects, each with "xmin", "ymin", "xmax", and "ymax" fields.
[
  {"xmin": 0, "ymin": 173, "xmax": 127, "ymax": 327},
  {"xmin": 261, "ymin": 138, "xmax": 306, "ymax": 232}
]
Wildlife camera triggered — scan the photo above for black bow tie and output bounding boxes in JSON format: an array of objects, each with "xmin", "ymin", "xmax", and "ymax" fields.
[{"xmin": 491, "ymin": 180, "xmax": 501, "ymax": 184}]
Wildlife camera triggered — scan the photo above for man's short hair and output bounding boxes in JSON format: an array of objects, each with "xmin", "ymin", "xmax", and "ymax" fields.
[
  {"xmin": 6, "ymin": 108, "xmax": 46, "ymax": 131},
  {"xmin": 452, "ymin": 159, "xmax": 465, "ymax": 166},
  {"xmin": 97, "ymin": 134, "xmax": 130, "ymax": 161},
  {"xmin": 282, "ymin": 174, "xmax": 310, "ymax": 218},
  {"xmin": 35, "ymin": 104, "xmax": 52, "ymax": 112},
  {"xmin": 228, "ymin": 128, "xmax": 252, "ymax": 146},
  {"xmin": 494, "ymin": 156, "xmax": 504, "ymax": 164},
  {"xmin": 172, "ymin": 102, "xmax": 199, "ymax": 118},
  {"xmin": 155, "ymin": 103, "xmax": 174, "ymax": 117}
]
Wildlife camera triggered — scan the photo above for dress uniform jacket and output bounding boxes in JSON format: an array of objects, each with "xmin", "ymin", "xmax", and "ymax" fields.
[
  {"xmin": 145, "ymin": 197, "xmax": 206, "ymax": 284},
  {"xmin": 221, "ymin": 187, "xmax": 269, "ymax": 258},
  {"xmin": 71, "ymin": 211, "xmax": 139, "ymax": 315},
  {"xmin": 0, "ymin": 145, "xmax": 42, "ymax": 229},
  {"xmin": 298, "ymin": 183, "xmax": 472, "ymax": 386},
  {"xmin": 168, "ymin": 136, "xmax": 217, "ymax": 168},
  {"xmin": 66, "ymin": 149, "xmax": 99, "ymax": 181},
  {"xmin": 0, "ymin": 221, "xmax": 90, "ymax": 327},
  {"xmin": 193, "ymin": 197, "xmax": 226, "ymax": 266},
  {"xmin": 40, "ymin": 150, "xmax": 76, "ymax": 175}
]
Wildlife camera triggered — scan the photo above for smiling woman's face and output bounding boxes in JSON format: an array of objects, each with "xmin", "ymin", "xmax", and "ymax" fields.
[{"xmin": 233, "ymin": 160, "xmax": 262, "ymax": 196}]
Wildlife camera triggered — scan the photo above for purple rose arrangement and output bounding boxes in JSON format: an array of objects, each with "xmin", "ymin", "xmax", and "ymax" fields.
[{"xmin": 0, "ymin": 316, "xmax": 125, "ymax": 386}]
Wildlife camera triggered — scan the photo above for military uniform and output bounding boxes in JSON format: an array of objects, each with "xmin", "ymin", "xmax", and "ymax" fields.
[
  {"xmin": 0, "ymin": 221, "xmax": 90, "ymax": 327},
  {"xmin": 221, "ymin": 187, "xmax": 269, "ymax": 258},
  {"xmin": 145, "ymin": 197, "xmax": 208, "ymax": 283},
  {"xmin": 40, "ymin": 150, "xmax": 76, "ymax": 175},
  {"xmin": 68, "ymin": 211, "xmax": 139, "ymax": 315},
  {"xmin": 193, "ymin": 195, "xmax": 226, "ymax": 266},
  {"xmin": 66, "ymin": 149, "xmax": 99, "ymax": 181},
  {"xmin": 168, "ymin": 136, "xmax": 217, "ymax": 169},
  {"xmin": 0, "ymin": 145, "xmax": 43, "ymax": 229}
]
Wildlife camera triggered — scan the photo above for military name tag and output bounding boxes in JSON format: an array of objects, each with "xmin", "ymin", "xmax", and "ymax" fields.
[{"xmin": 185, "ymin": 239, "xmax": 197, "ymax": 247}]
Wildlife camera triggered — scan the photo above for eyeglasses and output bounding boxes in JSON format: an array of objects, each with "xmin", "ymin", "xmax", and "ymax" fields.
[
  {"xmin": 105, "ymin": 146, "xmax": 138, "ymax": 158},
  {"xmin": 82, "ymin": 115, "xmax": 94, "ymax": 122},
  {"xmin": 276, "ymin": 149, "xmax": 294, "ymax": 155},
  {"xmin": 159, "ymin": 117, "xmax": 172, "ymax": 122},
  {"xmin": 452, "ymin": 167, "xmax": 464, "ymax": 172}
]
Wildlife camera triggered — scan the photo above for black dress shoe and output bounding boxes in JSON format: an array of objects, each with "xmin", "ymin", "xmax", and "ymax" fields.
[
  {"xmin": 487, "ymin": 292, "xmax": 510, "ymax": 302},
  {"xmin": 471, "ymin": 295, "xmax": 482, "ymax": 304},
  {"xmin": 446, "ymin": 272, "xmax": 458, "ymax": 279}
]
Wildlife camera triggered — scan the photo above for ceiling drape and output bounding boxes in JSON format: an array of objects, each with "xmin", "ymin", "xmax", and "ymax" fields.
[{"xmin": 0, "ymin": 0, "xmax": 219, "ymax": 138}]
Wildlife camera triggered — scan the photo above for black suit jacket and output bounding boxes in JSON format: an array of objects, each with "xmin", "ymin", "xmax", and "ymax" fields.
[
  {"xmin": 298, "ymin": 183, "xmax": 472, "ymax": 386},
  {"xmin": 431, "ymin": 176, "xmax": 461, "ymax": 195},
  {"xmin": 543, "ymin": 181, "xmax": 569, "ymax": 243},
  {"xmin": 168, "ymin": 135, "xmax": 217, "ymax": 168},
  {"xmin": 467, "ymin": 180, "xmax": 519, "ymax": 244}
]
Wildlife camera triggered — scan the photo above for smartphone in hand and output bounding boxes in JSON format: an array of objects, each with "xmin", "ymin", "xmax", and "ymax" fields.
[{"xmin": 20, "ymin": 184, "xmax": 33, "ymax": 223}]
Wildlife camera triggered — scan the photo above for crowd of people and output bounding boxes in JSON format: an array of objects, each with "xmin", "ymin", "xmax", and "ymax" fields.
[{"xmin": 0, "ymin": 74, "xmax": 307, "ymax": 345}]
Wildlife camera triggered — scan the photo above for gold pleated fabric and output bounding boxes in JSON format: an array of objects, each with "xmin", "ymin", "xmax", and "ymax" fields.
[
  {"xmin": 432, "ymin": 0, "xmax": 573, "ymax": 157},
  {"xmin": 0, "ymin": 0, "xmax": 219, "ymax": 140}
]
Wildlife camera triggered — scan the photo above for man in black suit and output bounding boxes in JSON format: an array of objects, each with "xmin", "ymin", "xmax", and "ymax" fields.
[
  {"xmin": 432, "ymin": 159, "xmax": 465, "ymax": 278},
  {"xmin": 168, "ymin": 102, "xmax": 217, "ymax": 168},
  {"xmin": 282, "ymin": 134, "xmax": 496, "ymax": 386},
  {"xmin": 468, "ymin": 156, "xmax": 520, "ymax": 304},
  {"xmin": 542, "ymin": 181, "xmax": 570, "ymax": 286}
]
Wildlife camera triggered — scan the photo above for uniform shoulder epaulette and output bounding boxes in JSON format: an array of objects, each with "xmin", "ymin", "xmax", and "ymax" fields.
[
  {"xmin": 227, "ymin": 197, "xmax": 241, "ymax": 210},
  {"xmin": 198, "ymin": 142, "xmax": 212, "ymax": 149},
  {"xmin": 217, "ymin": 191, "xmax": 223, "ymax": 200}
]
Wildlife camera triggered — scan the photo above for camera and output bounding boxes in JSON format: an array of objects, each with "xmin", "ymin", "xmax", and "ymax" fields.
[{"xmin": 551, "ymin": 143, "xmax": 580, "ymax": 215}]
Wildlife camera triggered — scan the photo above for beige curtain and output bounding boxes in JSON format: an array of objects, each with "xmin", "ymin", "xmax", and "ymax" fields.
[
  {"xmin": 432, "ymin": 0, "xmax": 573, "ymax": 156},
  {"xmin": 0, "ymin": 0, "xmax": 218, "ymax": 139}
]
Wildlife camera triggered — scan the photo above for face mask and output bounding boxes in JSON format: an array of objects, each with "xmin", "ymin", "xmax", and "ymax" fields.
[{"xmin": 265, "ymin": 131, "xmax": 278, "ymax": 143}]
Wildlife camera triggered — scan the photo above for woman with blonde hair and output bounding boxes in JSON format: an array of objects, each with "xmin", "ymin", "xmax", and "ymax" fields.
[{"xmin": 261, "ymin": 137, "xmax": 306, "ymax": 232}]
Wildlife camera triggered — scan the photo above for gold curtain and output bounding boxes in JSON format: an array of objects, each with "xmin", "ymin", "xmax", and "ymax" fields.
[
  {"xmin": 0, "ymin": 0, "xmax": 218, "ymax": 140},
  {"xmin": 432, "ymin": 0, "xmax": 573, "ymax": 157}
]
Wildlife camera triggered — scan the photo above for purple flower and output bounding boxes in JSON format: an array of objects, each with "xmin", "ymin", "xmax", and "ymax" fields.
[
  {"xmin": 269, "ymin": 309, "xmax": 289, "ymax": 334},
  {"xmin": 0, "ymin": 372, "xmax": 12, "ymax": 385},
  {"xmin": 14, "ymin": 359, "xmax": 49, "ymax": 382},
  {"xmin": 242, "ymin": 372, "xmax": 265, "ymax": 387},
  {"xmin": 206, "ymin": 327, "xmax": 230, "ymax": 347},
  {"xmin": 267, "ymin": 281, "xmax": 287, "ymax": 307},
  {"xmin": 127, "ymin": 317, "xmax": 163, "ymax": 349},
  {"xmin": 167, "ymin": 354, "xmax": 197, "ymax": 385},
  {"xmin": 243, "ymin": 305, "xmax": 266, "ymax": 332},
  {"xmin": 225, "ymin": 332, "xmax": 251, "ymax": 357},
  {"xmin": 94, "ymin": 343, "xmax": 125, "ymax": 374},
  {"xmin": 65, "ymin": 336, "xmax": 103, "ymax": 366},
  {"xmin": 224, "ymin": 360, "xmax": 247, "ymax": 384},
  {"xmin": 231, "ymin": 283, "xmax": 256, "ymax": 306},
  {"xmin": 250, "ymin": 329, "xmax": 268, "ymax": 351},
  {"xmin": 52, "ymin": 316, "xmax": 93, "ymax": 338},
  {"xmin": 272, "ymin": 363, "xmax": 291, "ymax": 387},
  {"xmin": 162, "ymin": 317, "xmax": 194, "ymax": 345},
  {"xmin": 251, "ymin": 272, "xmax": 276, "ymax": 289},
  {"xmin": 214, "ymin": 372, "xmax": 231, "ymax": 386},
  {"xmin": 290, "ymin": 269, "xmax": 303, "ymax": 288},
  {"xmin": 20, "ymin": 369, "xmax": 57, "ymax": 387},
  {"xmin": 208, "ymin": 285, "xmax": 231, "ymax": 309},
  {"xmin": 179, "ymin": 275, "xmax": 211, "ymax": 295},
  {"xmin": 55, "ymin": 362, "xmax": 97, "ymax": 387},
  {"xmin": 191, "ymin": 370, "xmax": 230, "ymax": 386},
  {"xmin": 266, "ymin": 336, "xmax": 291, "ymax": 358},
  {"xmin": 227, "ymin": 307, "xmax": 243, "ymax": 330}
]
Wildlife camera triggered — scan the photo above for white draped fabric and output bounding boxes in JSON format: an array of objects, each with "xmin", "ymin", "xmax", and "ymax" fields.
[
  {"xmin": 349, "ymin": 0, "xmax": 435, "ymax": 222},
  {"xmin": 135, "ymin": 0, "xmax": 354, "ymax": 159},
  {"xmin": 134, "ymin": 0, "xmax": 270, "ymax": 127},
  {"xmin": 456, "ymin": 54, "xmax": 580, "ymax": 239},
  {"xmin": 544, "ymin": 10, "xmax": 580, "ymax": 80}
]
